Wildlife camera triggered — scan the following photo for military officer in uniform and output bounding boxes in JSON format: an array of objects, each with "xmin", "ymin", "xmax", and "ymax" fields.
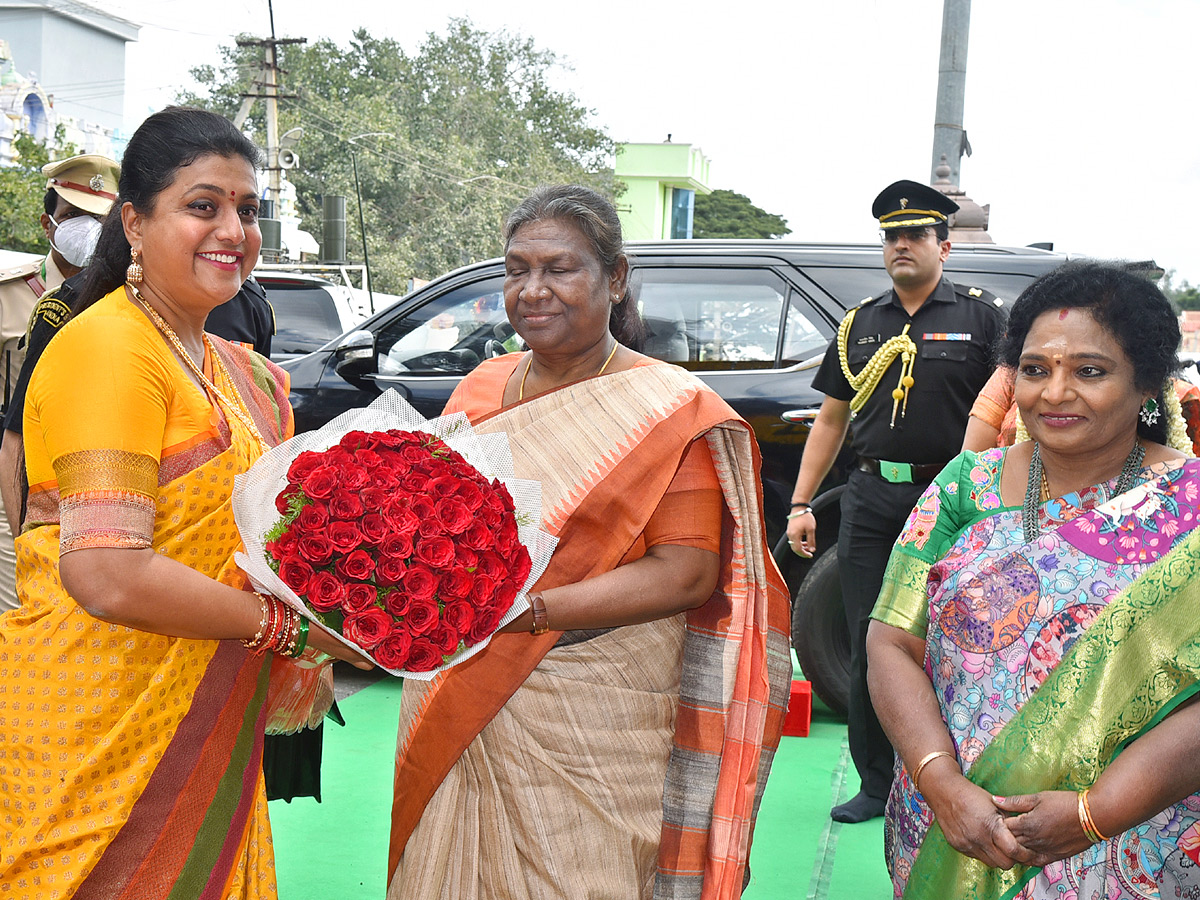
[
  {"xmin": 786, "ymin": 180, "xmax": 1006, "ymax": 823},
  {"xmin": 0, "ymin": 154, "xmax": 118, "ymax": 611}
]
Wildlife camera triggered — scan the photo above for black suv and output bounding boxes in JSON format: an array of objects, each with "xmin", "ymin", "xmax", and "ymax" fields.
[{"xmin": 281, "ymin": 239, "xmax": 1067, "ymax": 713}]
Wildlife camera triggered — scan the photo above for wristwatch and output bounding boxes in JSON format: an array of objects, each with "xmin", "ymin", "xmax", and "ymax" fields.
[{"xmin": 529, "ymin": 592, "xmax": 549, "ymax": 635}]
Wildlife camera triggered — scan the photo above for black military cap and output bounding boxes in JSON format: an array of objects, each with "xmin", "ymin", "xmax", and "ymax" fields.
[{"xmin": 872, "ymin": 180, "xmax": 959, "ymax": 230}]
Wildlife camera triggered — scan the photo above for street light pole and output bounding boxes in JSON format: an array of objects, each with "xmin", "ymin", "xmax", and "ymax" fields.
[{"xmin": 347, "ymin": 132, "xmax": 393, "ymax": 314}]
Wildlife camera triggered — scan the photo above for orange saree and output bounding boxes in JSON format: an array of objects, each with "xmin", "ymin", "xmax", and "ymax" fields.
[
  {"xmin": 387, "ymin": 356, "xmax": 792, "ymax": 899},
  {"xmin": 0, "ymin": 287, "xmax": 293, "ymax": 899}
]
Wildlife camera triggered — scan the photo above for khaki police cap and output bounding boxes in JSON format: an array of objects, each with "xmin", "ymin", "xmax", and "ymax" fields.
[{"xmin": 42, "ymin": 154, "xmax": 120, "ymax": 217}]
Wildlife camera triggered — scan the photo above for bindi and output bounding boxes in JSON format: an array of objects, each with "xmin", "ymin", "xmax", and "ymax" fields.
[
  {"xmin": 1058, "ymin": 308, "xmax": 1069, "ymax": 320},
  {"xmin": 230, "ymin": 191, "xmax": 236, "ymax": 200}
]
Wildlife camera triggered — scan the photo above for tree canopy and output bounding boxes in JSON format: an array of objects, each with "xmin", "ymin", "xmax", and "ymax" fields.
[
  {"xmin": 692, "ymin": 189, "xmax": 790, "ymax": 240},
  {"xmin": 180, "ymin": 20, "xmax": 615, "ymax": 291},
  {"xmin": 0, "ymin": 129, "xmax": 77, "ymax": 253}
]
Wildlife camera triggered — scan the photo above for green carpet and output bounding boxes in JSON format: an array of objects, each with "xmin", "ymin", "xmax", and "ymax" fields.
[{"xmin": 268, "ymin": 679, "xmax": 894, "ymax": 899}]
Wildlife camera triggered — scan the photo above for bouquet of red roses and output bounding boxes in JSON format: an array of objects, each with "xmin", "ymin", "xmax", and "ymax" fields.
[{"xmin": 234, "ymin": 391, "xmax": 556, "ymax": 678}]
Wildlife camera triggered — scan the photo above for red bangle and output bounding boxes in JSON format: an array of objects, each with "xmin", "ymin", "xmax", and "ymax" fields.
[{"xmin": 530, "ymin": 592, "xmax": 549, "ymax": 635}]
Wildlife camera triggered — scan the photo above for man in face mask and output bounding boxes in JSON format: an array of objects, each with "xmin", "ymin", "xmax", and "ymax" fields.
[{"xmin": 0, "ymin": 154, "xmax": 117, "ymax": 611}]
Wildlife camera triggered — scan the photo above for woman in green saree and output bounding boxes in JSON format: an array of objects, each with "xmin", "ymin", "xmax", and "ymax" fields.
[{"xmin": 867, "ymin": 262, "xmax": 1200, "ymax": 900}]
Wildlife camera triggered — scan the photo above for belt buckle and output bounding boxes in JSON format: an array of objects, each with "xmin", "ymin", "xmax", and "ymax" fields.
[{"xmin": 880, "ymin": 461, "xmax": 911, "ymax": 483}]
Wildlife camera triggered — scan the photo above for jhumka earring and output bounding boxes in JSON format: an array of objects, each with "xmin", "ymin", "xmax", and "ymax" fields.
[
  {"xmin": 1140, "ymin": 397, "xmax": 1160, "ymax": 426},
  {"xmin": 126, "ymin": 249, "xmax": 143, "ymax": 284}
]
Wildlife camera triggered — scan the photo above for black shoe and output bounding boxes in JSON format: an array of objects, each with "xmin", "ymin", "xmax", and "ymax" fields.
[{"xmin": 830, "ymin": 790, "xmax": 886, "ymax": 823}]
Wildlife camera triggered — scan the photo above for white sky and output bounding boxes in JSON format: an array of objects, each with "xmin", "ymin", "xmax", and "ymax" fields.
[{"xmin": 101, "ymin": 0, "xmax": 1200, "ymax": 284}]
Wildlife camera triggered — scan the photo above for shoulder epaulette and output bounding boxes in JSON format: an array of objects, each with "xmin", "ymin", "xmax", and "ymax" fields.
[
  {"xmin": 858, "ymin": 291, "xmax": 888, "ymax": 307},
  {"xmin": 955, "ymin": 283, "xmax": 1005, "ymax": 308}
]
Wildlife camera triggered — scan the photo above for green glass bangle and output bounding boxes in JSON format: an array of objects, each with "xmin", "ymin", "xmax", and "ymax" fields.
[{"xmin": 290, "ymin": 617, "xmax": 310, "ymax": 658}]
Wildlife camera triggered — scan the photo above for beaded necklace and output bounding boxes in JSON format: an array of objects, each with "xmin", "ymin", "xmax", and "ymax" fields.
[
  {"xmin": 128, "ymin": 283, "xmax": 269, "ymax": 454},
  {"xmin": 1022, "ymin": 440, "xmax": 1145, "ymax": 543}
]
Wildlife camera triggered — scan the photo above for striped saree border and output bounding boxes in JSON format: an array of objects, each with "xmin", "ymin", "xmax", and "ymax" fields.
[{"xmin": 73, "ymin": 642, "xmax": 270, "ymax": 900}]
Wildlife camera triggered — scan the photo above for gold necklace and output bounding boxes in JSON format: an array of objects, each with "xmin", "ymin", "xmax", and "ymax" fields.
[
  {"xmin": 519, "ymin": 339, "xmax": 620, "ymax": 401},
  {"xmin": 128, "ymin": 283, "xmax": 269, "ymax": 453}
]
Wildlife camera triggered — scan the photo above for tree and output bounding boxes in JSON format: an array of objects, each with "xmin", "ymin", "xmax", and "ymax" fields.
[
  {"xmin": 180, "ymin": 20, "xmax": 616, "ymax": 292},
  {"xmin": 1161, "ymin": 269, "xmax": 1200, "ymax": 311},
  {"xmin": 0, "ymin": 129, "xmax": 78, "ymax": 253},
  {"xmin": 692, "ymin": 189, "xmax": 790, "ymax": 240}
]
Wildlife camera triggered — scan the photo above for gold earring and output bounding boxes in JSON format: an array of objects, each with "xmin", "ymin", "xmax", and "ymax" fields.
[{"xmin": 126, "ymin": 249, "xmax": 143, "ymax": 284}]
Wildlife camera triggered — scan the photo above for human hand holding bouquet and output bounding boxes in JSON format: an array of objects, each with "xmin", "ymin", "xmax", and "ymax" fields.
[{"xmin": 235, "ymin": 391, "xmax": 556, "ymax": 678}]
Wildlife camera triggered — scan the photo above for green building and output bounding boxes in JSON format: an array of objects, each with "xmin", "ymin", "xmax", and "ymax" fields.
[{"xmin": 615, "ymin": 141, "xmax": 711, "ymax": 240}]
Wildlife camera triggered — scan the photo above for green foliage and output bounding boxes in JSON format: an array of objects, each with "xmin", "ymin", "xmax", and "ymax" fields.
[
  {"xmin": 693, "ymin": 188, "xmax": 790, "ymax": 240},
  {"xmin": 0, "ymin": 128, "xmax": 79, "ymax": 252},
  {"xmin": 180, "ymin": 19, "xmax": 616, "ymax": 291},
  {"xmin": 1161, "ymin": 269, "xmax": 1200, "ymax": 311}
]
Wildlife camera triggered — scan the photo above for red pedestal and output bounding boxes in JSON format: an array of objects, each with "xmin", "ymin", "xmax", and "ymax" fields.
[{"xmin": 782, "ymin": 679, "xmax": 812, "ymax": 737}]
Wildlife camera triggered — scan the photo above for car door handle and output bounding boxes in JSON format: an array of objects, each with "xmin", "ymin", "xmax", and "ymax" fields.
[{"xmin": 781, "ymin": 407, "xmax": 822, "ymax": 424}]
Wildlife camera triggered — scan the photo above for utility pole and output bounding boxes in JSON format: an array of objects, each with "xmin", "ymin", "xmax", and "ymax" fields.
[
  {"xmin": 234, "ymin": 0, "xmax": 305, "ymax": 210},
  {"xmin": 930, "ymin": 0, "xmax": 971, "ymax": 187}
]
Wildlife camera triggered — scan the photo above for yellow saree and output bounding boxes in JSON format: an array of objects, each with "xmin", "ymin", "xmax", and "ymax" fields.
[{"xmin": 0, "ymin": 287, "xmax": 293, "ymax": 899}]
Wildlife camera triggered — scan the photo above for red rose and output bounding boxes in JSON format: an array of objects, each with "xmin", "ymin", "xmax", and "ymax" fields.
[
  {"xmin": 435, "ymin": 497, "xmax": 473, "ymax": 535},
  {"xmin": 404, "ymin": 637, "xmax": 443, "ymax": 672},
  {"xmin": 442, "ymin": 599, "xmax": 476, "ymax": 635},
  {"xmin": 275, "ymin": 483, "xmax": 304, "ymax": 515},
  {"xmin": 400, "ymin": 444, "xmax": 429, "ymax": 464},
  {"xmin": 438, "ymin": 565, "xmax": 473, "ymax": 600},
  {"xmin": 306, "ymin": 570, "xmax": 348, "ymax": 612},
  {"xmin": 382, "ymin": 588, "xmax": 411, "ymax": 618},
  {"xmin": 368, "ymin": 466, "xmax": 400, "ymax": 490},
  {"xmin": 323, "ymin": 446, "xmax": 354, "ymax": 467},
  {"xmin": 279, "ymin": 556, "xmax": 314, "ymax": 594},
  {"xmin": 462, "ymin": 521, "xmax": 494, "ymax": 551},
  {"xmin": 415, "ymin": 535, "xmax": 456, "ymax": 569},
  {"xmin": 404, "ymin": 596, "xmax": 440, "ymax": 636},
  {"xmin": 295, "ymin": 503, "xmax": 329, "ymax": 533},
  {"xmin": 343, "ymin": 607, "xmax": 392, "ymax": 649},
  {"xmin": 455, "ymin": 480, "xmax": 485, "ymax": 511},
  {"xmin": 301, "ymin": 464, "xmax": 341, "ymax": 500},
  {"xmin": 274, "ymin": 529, "xmax": 299, "ymax": 557},
  {"xmin": 378, "ymin": 532, "xmax": 413, "ymax": 561},
  {"xmin": 492, "ymin": 578, "xmax": 519, "ymax": 614},
  {"xmin": 297, "ymin": 533, "xmax": 335, "ymax": 566},
  {"xmin": 466, "ymin": 604, "xmax": 504, "ymax": 645},
  {"xmin": 360, "ymin": 485, "xmax": 392, "ymax": 510},
  {"xmin": 402, "ymin": 564, "xmax": 438, "ymax": 603},
  {"xmin": 329, "ymin": 489, "xmax": 365, "ymax": 520},
  {"xmin": 479, "ymin": 498, "xmax": 503, "ymax": 527},
  {"xmin": 354, "ymin": 448, "xmax": 383, "ymax": 468},
  {"xmin": 339, "ymin": 465, "xmax": 370, "ymax": 491},
  {"xmin": 287, "ymin": 450, "xmax": 325, "ymax": 484},
  {"xmin": 492, "ymin": 480, "xmax": 516, "ymax": 512},
  {"xmin": 494, "ymin": 519, "xmax": 519, "ymax": 557},
  {"xmin": 428, "ymin": 475, "xmax": 458, "ymax": 498},
  {"xmin": 373, "ymin": 626, "xmax": 414, "ymax": 669},
  {"xmin": 429, "ymin": 621, "xmax": 462, "ymax": 656},
  {"xmin": 475, "ymin": 551, "xmax": 507, "ymax": 582},
  {"xmin": 357, "ymin": 512, "xmax": 389, "ymax": 546},
  {"xmin": 384, "ymin": 504, "xmax": 420, "ymax": 538},
  {"xmin": 335, "ymin": 548, "xmax": 376, "ymax": 582},
  {"xmin": 510, "ymin": 547, "xmax": 532, "ymax": 587},
  {"xmin": 375, "ymin": 556, "xmax": 408, "ymax": 587},
  {"xmin": 342, "ymin": 582, "xmax": 378, "ymax": 614},
  {"xmin": 327, "ymin": 520, "xmax": 363, "ymax": 554},
  {"xmin": 456, "ymin": 546, "xmax": 479, "ymax": 569},
  {"xmin": 469, "ymin": 574, "xmax": 496, "ymax": 606},
  {"xmin": 418, "ymin": 516, "xmax": 445, "ymax": 539},
  {"xmin": 409, "ymin": 496, "xmax": 437, "ymax": 521},
  {"xmin": 338, "ymin": 430, "xmax": 374, "ymax": 452}
]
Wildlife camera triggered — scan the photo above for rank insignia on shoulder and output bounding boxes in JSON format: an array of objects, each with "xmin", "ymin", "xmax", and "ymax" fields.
[
  {"xmin": 968, "ymin": 287, "xmax": 983, "ymax": 297},
  {"xmin": 859, "ymin": 295, "xmax": 875, "ymax": 306},
  {"xmin": 993, "ymin": 297, "xmax": 1004, "ymax": 306}
]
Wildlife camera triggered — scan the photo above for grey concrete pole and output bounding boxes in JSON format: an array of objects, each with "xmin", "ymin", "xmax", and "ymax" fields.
[{"xmin": 931, "ymin": 0, "xmax": 971, "ymax": 186}]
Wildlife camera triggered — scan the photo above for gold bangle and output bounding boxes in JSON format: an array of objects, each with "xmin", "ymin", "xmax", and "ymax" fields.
[
  {"xmin": 242, "ymin": 593, "xmax": 271, "ymax": 652},
  {"xmin": 911, "ymin": 749, "xmax": 956, "ymax": 794},
  {"xmin": 1078, "ymin": 788, "xmax": 1110, "ymax": 843}
]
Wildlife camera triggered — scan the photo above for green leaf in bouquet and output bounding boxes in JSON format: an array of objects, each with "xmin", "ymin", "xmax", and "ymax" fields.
[{"xmin": 313, "ymin": 609, "xmax": 344, "ymax": 633}]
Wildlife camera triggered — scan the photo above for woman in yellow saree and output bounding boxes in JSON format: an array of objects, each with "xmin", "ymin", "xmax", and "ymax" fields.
[
  {"xmin": 0, "ymin": 107, "xmax": 362, "ymax": 899},
  {"xmin": 868, "ymin": 263, "xmax": 1200, "ymax": 900},
  {"xmin": 387, "ymin": 186, "xmax": 792, "ymax": 899}
]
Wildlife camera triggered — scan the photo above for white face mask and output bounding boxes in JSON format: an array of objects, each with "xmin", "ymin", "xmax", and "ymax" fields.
[{"xmin": 48, "ymin": 214, "xmax": 103, "ymax": 268}]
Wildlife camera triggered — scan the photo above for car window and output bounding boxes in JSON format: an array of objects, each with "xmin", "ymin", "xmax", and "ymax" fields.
[
  {"xmin": 631, "ymin": 267, "xmax": 792, "ymax": 370},
  {"xmin": 374, "ymin": 276, "xmax": 510, "ymax": 375},
  {"xmin": 262, "ymin": 282, "xmax": 346, "ymax": 356}
]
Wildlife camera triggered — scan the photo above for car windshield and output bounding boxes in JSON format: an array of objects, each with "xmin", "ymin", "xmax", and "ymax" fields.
[{"xmin": 263, "ymin": 282, "xmax": 345, "ymax": 355}]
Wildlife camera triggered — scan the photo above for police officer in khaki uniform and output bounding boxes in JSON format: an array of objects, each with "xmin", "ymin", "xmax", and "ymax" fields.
[
  {"xmin": 786, "ymin": 180, "xmax": 1006, "ymax": 822},
  {"xmin": 0, "ymin": 154, "xmax": 118, "ymax": 611}
]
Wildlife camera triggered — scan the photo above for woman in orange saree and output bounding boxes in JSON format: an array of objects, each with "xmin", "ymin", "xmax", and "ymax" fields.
[
  {"xmin": 0, "ymin": 107, "xmax": 362, "ymax": 900},
  {"xmin": 387, "ymin": 186, "xmax": 792, "ymax": 900}
]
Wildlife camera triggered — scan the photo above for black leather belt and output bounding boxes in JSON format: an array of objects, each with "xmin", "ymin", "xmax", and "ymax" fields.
[{"xmin": 858, "ymin": 457, "xmax": 944, "ymax": 484}]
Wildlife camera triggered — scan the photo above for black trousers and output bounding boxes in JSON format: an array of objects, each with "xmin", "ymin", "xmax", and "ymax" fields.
[{"xmin": 837, "ymin": 468, "xmax": 929, "ymax": 800}]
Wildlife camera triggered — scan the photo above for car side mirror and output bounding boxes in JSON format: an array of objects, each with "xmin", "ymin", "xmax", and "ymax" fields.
[{"xmin": 333, "ymin": 329, "xmax": 376, "ymax": 383}]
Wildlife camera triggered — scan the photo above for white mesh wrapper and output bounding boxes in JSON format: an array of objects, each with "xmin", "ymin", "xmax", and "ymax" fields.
[{"xmin": 234, "ymin": 389, "xmax": 558, "ymax": 679}]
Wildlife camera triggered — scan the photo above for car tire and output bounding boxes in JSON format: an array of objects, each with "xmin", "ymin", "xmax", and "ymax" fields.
[{"xmin": 791, "ymin": 547, "xmax": 850, "ymax": 719}]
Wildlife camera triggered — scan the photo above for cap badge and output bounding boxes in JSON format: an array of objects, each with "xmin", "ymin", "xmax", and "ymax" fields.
[
  {"xmin": 89, "ymin": 174, "xmax": 105, "ymax": 191},
  {"xmin": 899, "ymin": 198, "xmax": 909, "ymax": 209}
]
